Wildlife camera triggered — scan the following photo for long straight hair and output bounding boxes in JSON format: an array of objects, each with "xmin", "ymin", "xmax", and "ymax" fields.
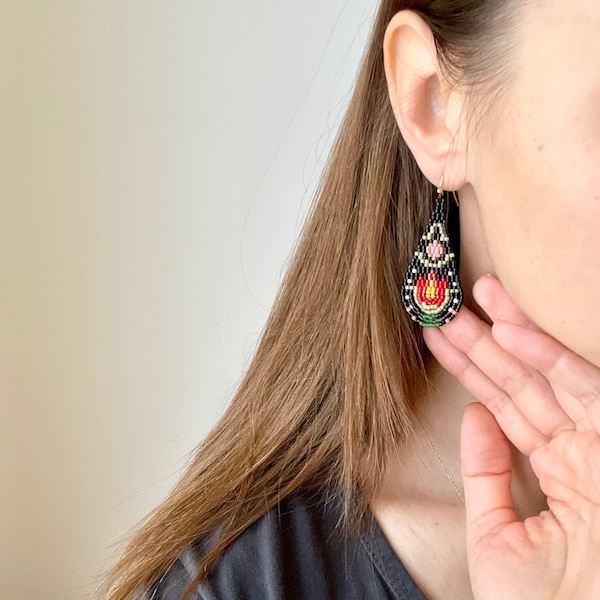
[{"xmin": 96, "ymin": 1, "xmax": 525, "ymax": 599}]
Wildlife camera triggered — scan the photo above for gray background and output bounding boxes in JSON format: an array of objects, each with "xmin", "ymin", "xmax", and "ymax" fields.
[{"xmin": 0, "ymin": 1, "xmax": 377, "ymax": 598}]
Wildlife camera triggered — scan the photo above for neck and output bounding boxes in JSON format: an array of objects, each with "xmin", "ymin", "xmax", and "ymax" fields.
[{"xmin": 378, "ymin": 351, "xmax": 547, "ymax": 518}]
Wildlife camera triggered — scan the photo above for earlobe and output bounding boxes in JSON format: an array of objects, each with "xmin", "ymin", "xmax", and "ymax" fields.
[{"xmin": 383, "ymin": 10, "xmax": 465, "ymax": 189}]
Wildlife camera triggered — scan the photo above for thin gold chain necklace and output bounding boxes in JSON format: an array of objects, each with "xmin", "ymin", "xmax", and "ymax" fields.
[{"xmin": 415, "ymin": 413, "xmax": 465, "ymax": 504}]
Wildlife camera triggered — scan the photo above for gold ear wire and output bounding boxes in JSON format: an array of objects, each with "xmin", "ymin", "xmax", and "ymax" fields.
[{"xmin": 438, "ymin": 175, "xmax": 460, "ymax": 207}]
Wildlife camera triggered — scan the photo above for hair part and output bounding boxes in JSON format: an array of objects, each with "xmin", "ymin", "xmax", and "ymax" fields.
[{"xmin": 94, "ymin": 1, "xmax": 528, "ymax": 599}]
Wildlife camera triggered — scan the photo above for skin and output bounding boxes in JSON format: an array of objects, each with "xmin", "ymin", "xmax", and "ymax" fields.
[{"xmin": 374, "ymin": 3, "xmax": 600, "ymax": 599}]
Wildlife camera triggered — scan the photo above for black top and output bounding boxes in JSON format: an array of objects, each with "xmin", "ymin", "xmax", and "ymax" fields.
[{"xmin": 147, "ymin": 486, "xmax": 427, "ymax": 600}]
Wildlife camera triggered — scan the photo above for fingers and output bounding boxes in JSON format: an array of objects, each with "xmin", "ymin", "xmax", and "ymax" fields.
[
  {"xmin": 474, "ymin": 275, "xmax": 594, "ymax": 433},
  {"xmin": 492, "ymin": 320, "xmax": 600, "ymax": 433},
  {"xmin": 461, "ymin": 403, "xmax": 519, "ymax": 549},
  {"xmin": 472, "ymin": 274, "xmax": 543, "ymax": 332},
  {"xmin": 424, "ymin": 325, "xmax": 548, "ymax": 455},
  {"xmin": 426, "ymin": 302, "xmax": 569, "ymax": 444}
]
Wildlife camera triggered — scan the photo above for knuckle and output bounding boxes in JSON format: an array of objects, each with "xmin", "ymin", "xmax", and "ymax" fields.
[
  {"xmin": 485, "ymin": 391, "xmax": 512, "ymax": 416},
  {"xmin": 499, "ymin": 368, "xmax": 536, "ymax": 399},
  {"xmin": 578, "ymin": 388, "xmax": 600, "ymax": 410}
]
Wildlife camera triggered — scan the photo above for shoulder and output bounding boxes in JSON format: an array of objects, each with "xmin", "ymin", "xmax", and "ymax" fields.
[{"xmin": 149, "ymin": 486, "xmax": 384, "ymax": 600}]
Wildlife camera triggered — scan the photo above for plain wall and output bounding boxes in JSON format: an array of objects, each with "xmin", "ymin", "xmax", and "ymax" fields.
[{"xmin": 0, "ymin": 1, "xmax": 377, "ymax": 598}]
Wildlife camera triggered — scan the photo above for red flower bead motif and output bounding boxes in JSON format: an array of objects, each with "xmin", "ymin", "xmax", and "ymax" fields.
[{"xmin": 416, "ymin": 271, "xmax": 449, "ymax": 308}]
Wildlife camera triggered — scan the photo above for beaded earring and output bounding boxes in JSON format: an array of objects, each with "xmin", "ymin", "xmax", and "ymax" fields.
[{"xmin": 400, "ymin": 176, "xmax": 463, "ymax": 327}]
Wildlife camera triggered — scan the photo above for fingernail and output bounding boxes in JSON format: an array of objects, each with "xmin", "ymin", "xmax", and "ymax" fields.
[{"xmin": 472, "ymin": 280, "xmax": 491, "ymax": 308}]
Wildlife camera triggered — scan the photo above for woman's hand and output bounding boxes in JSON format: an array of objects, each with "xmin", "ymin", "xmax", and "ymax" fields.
[{"xmin": 422, "ymin": 274, "xmax": 600, "ymax": 600}]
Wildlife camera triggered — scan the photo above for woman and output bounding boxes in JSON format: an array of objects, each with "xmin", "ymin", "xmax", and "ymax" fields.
[{"xmin": 96, "ymin": 1, "xmax": 600, "ymax": 599}]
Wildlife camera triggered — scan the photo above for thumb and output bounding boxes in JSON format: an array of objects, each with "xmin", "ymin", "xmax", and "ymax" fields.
[{"xmin": 461, "ymin": 402, "xmax": 518, "ymax": 549}]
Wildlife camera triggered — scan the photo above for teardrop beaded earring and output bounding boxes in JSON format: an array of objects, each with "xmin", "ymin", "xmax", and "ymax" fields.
[{"xmin": 400, "ymin": 176, "xmax": 463, "ymax": 327}]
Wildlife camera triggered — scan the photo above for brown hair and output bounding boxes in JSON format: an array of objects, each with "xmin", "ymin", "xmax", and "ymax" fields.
[{"xmin": 95, "ymin": 1, "xmax": 526, "ymax": 599}]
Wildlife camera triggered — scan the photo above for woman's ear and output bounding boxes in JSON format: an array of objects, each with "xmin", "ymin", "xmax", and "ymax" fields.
[{"xmin": 383, "ymin": 10, "xmax": 467, "ymax": 189}]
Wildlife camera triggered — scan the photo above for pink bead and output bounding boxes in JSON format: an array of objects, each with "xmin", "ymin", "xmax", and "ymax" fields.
[{"xmin": 426, "ymin": 240, "xmax": 445, "ymax": 260}]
